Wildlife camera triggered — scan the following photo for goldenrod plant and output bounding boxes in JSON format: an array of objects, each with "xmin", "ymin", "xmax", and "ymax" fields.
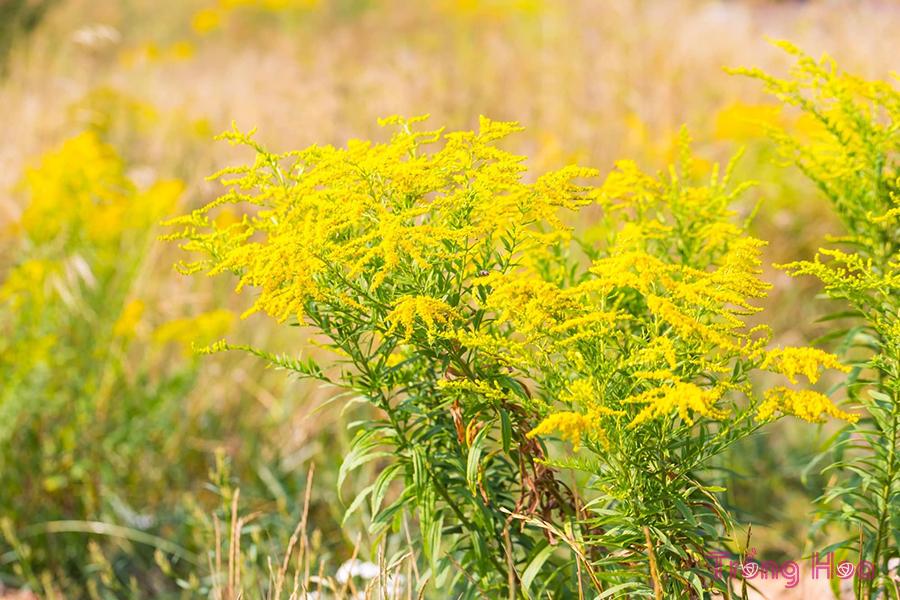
[
  {"xmin": 170, "ymin": 116, "xmax": 854, "ymax": 597},
  {"xmin": 170, "ymin": 116, "xmax": 597, "ymax": 597},
  {"xmin": 0, "ymin": 131, "xmax": 179, "ymax": 594},
  {"xmin": 0, "ymin": 130, "xmax": 239, "ymax": 597},
  {"xmin": 0, "ymin": 91, "xmax": 359, "ymax": 598},
  {"xmin": 507, "ymin": 135, "xmax": 855, "ymax": 597},
  {"xmin": 736, "ymin": 42, "xmax": 900, "ymax": 599}
]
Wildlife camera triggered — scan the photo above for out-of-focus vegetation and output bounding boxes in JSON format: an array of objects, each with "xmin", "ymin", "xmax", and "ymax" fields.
[
  {"xmin": 0, "ymin": 1, "xmax": 898, "ymax": 598},
  {"xmin": 0, "ymin": 0, "xmax": 57, "ymax": 74}
]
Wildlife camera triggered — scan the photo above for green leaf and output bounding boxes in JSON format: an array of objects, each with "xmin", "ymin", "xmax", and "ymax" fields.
[
  {"xmin": 369, "ymin": 491, "xmax": 411, "ymax": 537},
  {"xmin": 337, "ymin": 430, "xmax": 390, "ymax": 499},
  {"xmin": 596, "ymin": 582, "xmax": 645, "ymax": 599},
  {"xmin": 500, "ymin": 409, "xmax": 512, "ymax": 454},
  {"xmin": 411, "ymin": 447, "xmax": 427, "ymax": 500},
  {"xmin": 342, "ymin": 483, "xmax": 374, "ymax": 526},
  {"xmin": 370, "ymin": 462, "xmax": 404, "ymax": 518},
  {"xmin": 816, "ymin": 310, "xmax": 864, "ymax": 322},
  {"xmin": 466, "ymin": 424, "xmax": 492, "ymax": 497},
  {"xmin": 674, "ymin": 498, "xmax": 697, "ymax": 528},
  {"xmin": 423, "ymin": 512, "xmax": 444, "ymax": 576},
  {"xmin": 521, "ymin": 540, "xmax": 555, "ymax": 594}
]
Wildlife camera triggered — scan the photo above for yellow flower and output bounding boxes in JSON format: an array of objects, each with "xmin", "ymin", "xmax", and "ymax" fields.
[
  {"xmin": 483, "ymin": 274, "xmax": 573, "ymax": 334},
  {"xmin": 626, "ymin": 382, "xmax": 727, "ymax": 428},
  {"xmin": 449, "ymin": 329, "xmax": 531, "ymax": 366},
  {"xmin": 548, "ymin": 310, "xmax": 624, "ymax": 344},
  {"xmin": 586, "ymin": 251, "xmax": 666, "ymax": 295},
  {"xmin": 0, "ymin": 259, "xmax": 56, "ymax": 310},
  {"xmin": 385, "ymin": 296, "xmax": 455, "ymax": 342},
  {"xmin": 191, "ymin": 8, "xmax": 222, "ymax": 34},
  {"xmin": 440, "ymin": 0, "xmax": 542, "ymax": 20},
  {"xmin": 757, "ymin": 387, "xmax": 857, "ymax": 423},
  {"xmin": 558, "ymin": 378, "xmax": 595, "ymax": 406},
  {"xmin": 558, "ymin": 378, "xmax": 625, "ymax": 416},
  {"xmin": 220, "ymin": 0, "xmax": 319, "ymax": 9},
  {"xmin": 713, "ymin": 102, "xmax": 784, "ymax": 141},
  {"xmin": 136, "ymin": 179, "xmax": 183, "ymax": 224},
  {"xmin": 113, "ymin": 300, "xmax": 145, "ymax": 339},
  {"xmin": 153, "ymin": 310, "xmax": 234, "ymax": 355},
  {"xmin": 633, "ymin": 370, "xmax": 674, "ymax": 381},
  {"xmin": 18, "ymin": 132, "xmax": 180, "ymax": 249},
  {"xmin": 168, "ymin": 117, "xmax": 595, "ymax": 324},
  {"xmin": 528, "ymin": 411, "xmax": 607, "ymax": 451},
  {"xmin": 21, "ymin": 132, "xmax": 131, "ymax": 243},
  {"xmin": 168, "ymin": 40, "xmax": 196, "ymax": 60},
  {"xmin": 632, "ymin": 336, "xmax": 678, "ymax": 371},
  {"xmin": 438, "ymin": 378, "xmax": 506, "ymax": 402},
  {"xmin": 645, "ymin": 295, "xmax": 734, "ymax": 350},
  {"xmin": 761, "ymin": 347, "xmax": 849, "ymax": 384}
]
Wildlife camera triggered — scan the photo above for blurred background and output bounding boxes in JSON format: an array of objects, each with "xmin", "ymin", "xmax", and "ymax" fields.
[{"xmin": 1, "ymin": 0, "xmax": 898, "ymax": 597}]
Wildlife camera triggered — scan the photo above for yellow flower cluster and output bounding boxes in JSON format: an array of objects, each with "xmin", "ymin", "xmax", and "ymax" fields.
[
  {"xmin": 758, "ymin": 387, "xmax": 857, "ymax": 424},
  {"xmin": 557, "ymin": 378, "xmax": 625, "ymax": 415},
  {"xmin": 2, "ymin": 129, "xmax": 194, "ymax": 445},
  {"xmin": 0, "ymin": 259, "xmax": 56, "ymax": 312},
  {"xmin": 498, "ymin": 138, "xmax": 853, "ymax": 448},
  {"xmin": 152, "ymin": 309, "xmax": 235, "ymax": 355},
  {"xmin": 385, "ymin": 296, "xmax": 456, "ymax": 342},
  {"xmin": 780, "ymin": 249, "xmax": 900, "ymax": 300},
  {"xmin": 112, "ymin": 300, "xmax": 146, "ymax": 339},
  {"xmin": 479, "ymin": 275, "xmax": 571, "ymax": 334},
  {"xmin": 3, "ymin": 133, "xmax": 185, "ymax": 371},
  {"xmin": 170, "ymin": 116, "xmax": 596, "ymax": 324},
  {"xmin": 192, "ymin": 0, "xmax": 319, "ymax": 35},
  {"xmin": 440, "ymin": 0, "xmax": 543, "ymax": 21},
  {"xmin": 626, "ymin": 383, "xmax": 727, "ymax": 428},
  {"xmin": 21, "ymin": 132, "xmax": 127, "ymax": 243},
  {"xmin": 437, "ymin": 378, "xmax": 507, "ymax": 402},
  {"xmin": 21, "ymin": 132, "xmax": 181, "ymax": 247},
  {"xmin": 632, "ymin": 336, "xmax": 678, "ymax": 372},
  {"xmin": 171, "ymin": 116, "xmax": 856, "ymax": 461},
  {"xmin": 761, "ymin": 347, "xmax": 849, "ymax": 384},
  {"xmin": 713, "ymin": 101, "xmax": 785, "ymax": 142},
  {"xmin": 730, "ymin": 40, "xmax": 899, "ymax": 243},
  {"xmin": 527, "ymin": 411, "xmax": 607, "ymax": 451},
  {"xmin": 558, "ymin": 378, "xmax": 597, "ymax": 406}
]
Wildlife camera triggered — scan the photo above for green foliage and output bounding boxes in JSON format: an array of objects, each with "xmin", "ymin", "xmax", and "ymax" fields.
[
  {"xmin": 0, "ymin": 127, "xmax": 338, "ymax": 599},
  {"xmin": 738, "ymin": 41, "xmax": 900, "ymax": 598}
]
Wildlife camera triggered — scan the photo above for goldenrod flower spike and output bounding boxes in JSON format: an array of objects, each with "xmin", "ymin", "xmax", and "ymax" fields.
[
  {"xmin": 761, "ymin": 347, "xmax": 849, "ymax": 384},
  {"xmin": 757, "ymin": 387, "xmax": 858, "ymax": 424}
]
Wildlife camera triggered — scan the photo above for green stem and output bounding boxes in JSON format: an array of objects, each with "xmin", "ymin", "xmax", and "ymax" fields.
[
  {"xmin": 867, "ymin": 379, "xmax": 898, "ymax": 599},
  {"xmin": 341, "ymin": 327, "xmax": 513, "ymax": 589}
]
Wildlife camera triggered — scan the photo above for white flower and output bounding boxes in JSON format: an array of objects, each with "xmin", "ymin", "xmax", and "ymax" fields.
[
  {"xmin": 72, "ymin": 24, "xmax": 120, "ymax": 49},
  {"xmin": 335, "ymin": 559, "xmax": 380, "ymax": 584}
]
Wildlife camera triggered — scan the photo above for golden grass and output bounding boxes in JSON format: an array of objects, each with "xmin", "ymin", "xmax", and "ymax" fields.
[{"xmin": 3, "ymin": 0, "xmax": 899, "ymax": 200}]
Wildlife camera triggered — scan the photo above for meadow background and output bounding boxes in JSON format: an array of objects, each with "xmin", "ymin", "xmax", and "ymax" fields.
[{"xmin": 1, "ymin": 0, "xmax": 898, "ymax": 597}]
